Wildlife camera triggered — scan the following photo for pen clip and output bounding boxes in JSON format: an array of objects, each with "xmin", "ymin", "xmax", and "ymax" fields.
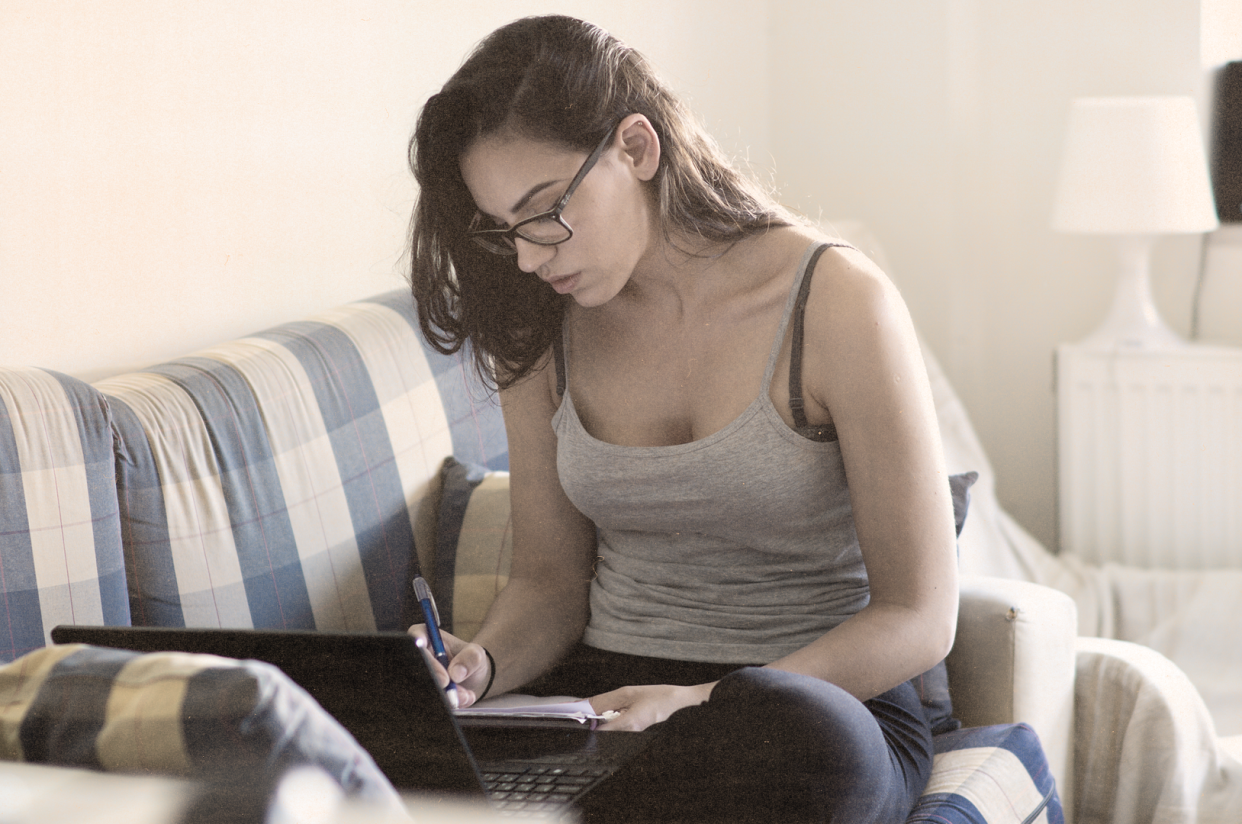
[{"xmin": 412, "ymin": 577, "xmax": 442, "ymax": 627}]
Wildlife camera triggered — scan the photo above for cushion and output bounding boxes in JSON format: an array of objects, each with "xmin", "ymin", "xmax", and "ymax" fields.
[
  {"xmin": 0, "ymin": 369, "xmax": 131, "ymax": 664},
  {"xmin": 420, "ymin": 456, "xmax": 513, "ymax": 641},
  {"xmin": 0, "ymin": 644, "xmax": 402, "ymax": 807},
  {"xmin": 910, "ymin": 723, "xmax": 1063, "ymax": 823}
]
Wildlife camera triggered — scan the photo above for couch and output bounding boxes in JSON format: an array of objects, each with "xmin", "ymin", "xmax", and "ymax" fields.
[{"xmin": 1, "ymin": 285, "xmax": 1075, "ymax": 822}]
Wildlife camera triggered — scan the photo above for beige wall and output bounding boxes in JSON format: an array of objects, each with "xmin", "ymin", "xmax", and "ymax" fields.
[
  {"xmin": 3, "ymin": 0, "xmax": 1235, "ymax": 552},
  {"xmin": 0, "ymin": 0, "xmax": 770, "ymax": 380},
  {"xmin": 771, "ymin": 0, "xmax": 1230, "ymax": 551}
]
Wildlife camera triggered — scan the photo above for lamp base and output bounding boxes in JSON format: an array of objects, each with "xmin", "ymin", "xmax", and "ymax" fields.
[{"xmin": 1078, "ymin": 235, "xmax": 1185, "ymax": 351}]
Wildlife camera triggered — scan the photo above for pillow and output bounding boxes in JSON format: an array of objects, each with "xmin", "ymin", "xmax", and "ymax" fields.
[
  {"xmin": 950, "ymin": 471, "xmax": 980, "ymax": 540},
  {"xmin": 911, "ymin": 723, "xmax": 1063, "ymax": 823},
  {"xmin": 421, "ymin": 457, "xmax": 513, "ymax": 642},
  {"xmin": 914, "ymin": 470, "xmax": 980, "ymax": 735},
  {"xmin": 0, "ymin": 644, "xmax": 402, "ymax": 809}
]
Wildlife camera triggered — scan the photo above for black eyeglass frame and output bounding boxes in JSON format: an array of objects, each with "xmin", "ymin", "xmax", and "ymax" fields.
[{"xmin": 467, "ymin": 125, "xmax": 617, "ymax": 256}]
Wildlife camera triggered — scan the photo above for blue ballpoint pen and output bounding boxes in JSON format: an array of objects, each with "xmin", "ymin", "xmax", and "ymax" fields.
[{"xmin": 413, "ymin": 576, "xmax": 459, "ymax": 709}]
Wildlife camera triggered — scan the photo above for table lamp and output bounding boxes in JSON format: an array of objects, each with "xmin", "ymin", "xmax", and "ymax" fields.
[{"xmin": 1051, "ymin": 96, "xmax": 1219, "ymax": 350}]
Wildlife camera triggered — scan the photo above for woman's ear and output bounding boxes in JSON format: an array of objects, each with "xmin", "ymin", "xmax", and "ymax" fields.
[{"xmin": 616, "ymin": 114, "xmax": 660, "ymax": 182}]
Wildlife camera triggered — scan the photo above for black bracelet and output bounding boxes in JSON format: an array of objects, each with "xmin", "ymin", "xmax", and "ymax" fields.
[{"xmin": 479, "ymin": 647, "xmax": 497, "ymax": 700}]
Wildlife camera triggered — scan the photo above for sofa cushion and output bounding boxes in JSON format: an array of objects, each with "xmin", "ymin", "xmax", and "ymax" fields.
[
  {"xmin": 911, "ymin": 723, "xmax": 1063, "ymax": 823},
  {"xmin": 420, "ymin": 456, "xmax": 512, "ymax": 641},
  {"xmin": 0, "ymin": 369, "xmax": 131, "ymax": 663},
  {"xmin": 98, "ymin": 291, "xmax": 506, "ymax": 634},
  {"xmin": 0, "ymin": 644, "xmax": 401, "ymax": 807}
]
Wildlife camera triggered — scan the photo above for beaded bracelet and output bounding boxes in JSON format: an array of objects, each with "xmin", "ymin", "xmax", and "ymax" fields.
[{"xmin": 479, "ymin": 647, "xmax": 497, "ymax": 700}]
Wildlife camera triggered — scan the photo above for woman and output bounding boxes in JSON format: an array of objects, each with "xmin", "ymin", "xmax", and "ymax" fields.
[{"xmin": 407, "ymin": 15, "xmax": 958, "ymax": 822}]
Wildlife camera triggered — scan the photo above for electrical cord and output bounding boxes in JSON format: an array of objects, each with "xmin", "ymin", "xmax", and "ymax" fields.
[{"xmin": 1189, "ymin": 232, "xmax": 1212, "ymax": 341}]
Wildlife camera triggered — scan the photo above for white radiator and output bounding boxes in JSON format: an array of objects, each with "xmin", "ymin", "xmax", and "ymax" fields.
[{"xmin": 1057, "ymin": 342, "xmax": 1242, "ymax": 568}]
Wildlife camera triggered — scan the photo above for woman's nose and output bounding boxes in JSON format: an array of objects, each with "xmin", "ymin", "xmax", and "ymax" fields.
[{"xmin": 514, "ymin": 238, "xmax": 556, "ymax": 274}]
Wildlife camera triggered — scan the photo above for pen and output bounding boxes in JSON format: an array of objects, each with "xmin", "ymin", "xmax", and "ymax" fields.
[{"xmin": 413, "ymin": 576, "xmax": 459, "ymax": 709}]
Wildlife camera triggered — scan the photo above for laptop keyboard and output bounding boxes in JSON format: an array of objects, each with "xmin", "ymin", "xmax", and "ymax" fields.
[{"xmin": 482, "ymin": 763, "xmax": 610, "ymax": 816}]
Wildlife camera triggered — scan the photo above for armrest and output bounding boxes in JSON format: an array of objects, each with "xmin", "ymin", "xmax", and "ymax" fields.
[
  {"xmin": 946, "ymin": 575, "xmax": 1077, "ymax": 820},
  {"xmin": 1072, "ymin": 637, "xmax": 1242, "ymax": 824}
]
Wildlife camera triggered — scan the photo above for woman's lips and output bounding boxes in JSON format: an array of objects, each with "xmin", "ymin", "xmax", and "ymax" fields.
[{"xmin": 546, "ymin": 272, "xmax": 580, "ymax": 295}]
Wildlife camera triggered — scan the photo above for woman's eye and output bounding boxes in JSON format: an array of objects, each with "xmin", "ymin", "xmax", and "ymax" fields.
[{"xmin": 527, "ymin": 192, "xmax": 564, "ymax": 219}]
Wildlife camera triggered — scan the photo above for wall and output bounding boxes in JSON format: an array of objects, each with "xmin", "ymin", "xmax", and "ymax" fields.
[
  {"xmin": 4, "ymin": 1, "xmax": 1229, "ymax": 554},
  {"xmin": 770, "ymin": 0, "xmax": 1217, "ymax": 552},
  {"xmin": 0, "ymin": 0, "xmax": 771, "ymax": 381}
]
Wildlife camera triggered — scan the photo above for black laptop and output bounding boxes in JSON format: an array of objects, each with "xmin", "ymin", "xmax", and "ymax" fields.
[{"xmin": 50, "ymin": 625, "xmax": 654, "ymax": 817}]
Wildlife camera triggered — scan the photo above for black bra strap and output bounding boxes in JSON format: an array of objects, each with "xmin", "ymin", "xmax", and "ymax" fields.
[
  {"xmin": 554, "ymin": 330, "xmax": 567, "ymax": 398},
  {"xmin": 788, "ymin": 243, "xmax": 834, "ymax": 431}
]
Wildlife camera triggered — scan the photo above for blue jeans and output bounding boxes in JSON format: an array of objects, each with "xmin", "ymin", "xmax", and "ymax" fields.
[{"xmin": 527, "ymin": 646, "xmax": 935, "ymax": 823}]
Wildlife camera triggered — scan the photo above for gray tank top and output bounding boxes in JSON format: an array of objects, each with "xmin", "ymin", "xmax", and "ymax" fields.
[{"xmin": 552, "ymin": 241, "xmax": 868, "ymax": 663}]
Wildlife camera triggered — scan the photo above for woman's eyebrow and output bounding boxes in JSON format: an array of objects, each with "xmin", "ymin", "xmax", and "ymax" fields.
[
  {"xmin": 482, "ymin": 179, "xmax": 563, "ymax": 224},
  {"xmin": 511, "ymin": 180, "xmax": 560, "ymax": 216}
]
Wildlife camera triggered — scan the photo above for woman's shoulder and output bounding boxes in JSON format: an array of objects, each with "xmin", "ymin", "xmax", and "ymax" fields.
[
  {"xmin": 734, "ymin": 227, "xmax": 891, "ymax": 296},
  {"xmin": 796, "ymin": 230, "xmax": 900, "ymax": 313},
  {"xmin": 798, "ymin": 233, "xmax": 919, "ymax": 377}
]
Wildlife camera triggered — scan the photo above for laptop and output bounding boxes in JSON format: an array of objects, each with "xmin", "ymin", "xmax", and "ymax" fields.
[{"xmin": 50, "ymin": 625, "xmax": 655, "ymax": 817}]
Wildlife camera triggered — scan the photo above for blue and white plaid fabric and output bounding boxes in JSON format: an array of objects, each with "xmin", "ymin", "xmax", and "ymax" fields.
[
  {"xmin": 0, "ymin": 369, "xmax": 130, "ymax": 663},
  {"xmin": 1, "ymin": 292, "xmax": 506, "ymax": 651},
  {"xmin": 909, "ymin": 723, "xmax": 1063, "ymax": 823},
  {"xmin": 97, "ymin": 290, "xmax": 506, "ymax": 633}
]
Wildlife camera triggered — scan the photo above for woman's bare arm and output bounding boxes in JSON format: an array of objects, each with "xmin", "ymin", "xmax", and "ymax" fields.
[
  {"xmin": 764, "ymin": 245, "xmax": 958, "ymax": 700},
  {"xmin": 453, "ymin": 355, "xmax": 598, "ymax": 699}
]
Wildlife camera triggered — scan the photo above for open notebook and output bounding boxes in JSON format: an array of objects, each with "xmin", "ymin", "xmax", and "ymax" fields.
[{"xmin": 456, "ymin": 694, "xmax": 622, "ymax": 726}]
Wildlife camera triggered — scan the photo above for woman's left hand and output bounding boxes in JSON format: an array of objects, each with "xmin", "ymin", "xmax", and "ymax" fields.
[{"xmin": 589, "ymin": 682, "xmax": 715, "ymax": 732}]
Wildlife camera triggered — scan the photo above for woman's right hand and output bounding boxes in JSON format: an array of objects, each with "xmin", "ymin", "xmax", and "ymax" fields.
[{"xmin": 407, "ymin": 624, "xmax": 492, "ymax": 709}]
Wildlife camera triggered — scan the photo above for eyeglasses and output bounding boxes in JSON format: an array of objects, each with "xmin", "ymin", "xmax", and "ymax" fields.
[{"xmin": 467, "ymin": 126, "xmax": 616, "ymax": 256}]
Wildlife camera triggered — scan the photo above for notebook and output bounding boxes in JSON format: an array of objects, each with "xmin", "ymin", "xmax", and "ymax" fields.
[{"xmin": 49, "ymin": 625, "xmax": 654, "ymax": 817}]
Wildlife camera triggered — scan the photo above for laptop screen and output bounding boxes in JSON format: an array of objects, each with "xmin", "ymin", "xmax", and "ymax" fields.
[{"xmin": 50, "ymin": 625, "xmax": 485, "ymax": 797}]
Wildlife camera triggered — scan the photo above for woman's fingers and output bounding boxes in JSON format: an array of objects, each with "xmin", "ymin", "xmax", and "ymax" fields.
[
  {"xmin": 407, "ymin": 625, "xmax": 492, "ymax": 708},
  {"xmin": 591, "ymin": 683, "xmax": 714, "ymax": 731}
]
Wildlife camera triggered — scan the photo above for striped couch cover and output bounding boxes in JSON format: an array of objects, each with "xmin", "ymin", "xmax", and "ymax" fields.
[
  {"xmin": 0, "ymin": 368, "xmax": 131, "ymax": 661},
  {"xmin": 0, "ymin": 290, "xmax": 507, "ymax": 660}
]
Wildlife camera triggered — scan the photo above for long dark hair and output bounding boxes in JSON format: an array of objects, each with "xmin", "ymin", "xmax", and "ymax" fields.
[{"xmin": 408, "ymin": 15, "xmax": 793, "ymax": 390}]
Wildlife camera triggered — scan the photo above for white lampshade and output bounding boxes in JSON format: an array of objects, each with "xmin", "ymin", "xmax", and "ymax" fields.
[{"xmin": 1051, "ymin": 96, "xmax": 1219, "ymax": 235}]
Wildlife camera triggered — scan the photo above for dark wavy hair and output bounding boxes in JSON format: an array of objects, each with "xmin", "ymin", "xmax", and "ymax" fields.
[{"xmin": 408, "ymin": 15, "xmax": 794, "ymax": 390}]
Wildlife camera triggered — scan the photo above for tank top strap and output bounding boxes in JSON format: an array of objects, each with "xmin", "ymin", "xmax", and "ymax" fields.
[{"xmin": 784, "ymin": 241, "xmax": 852, "ymax": 441}]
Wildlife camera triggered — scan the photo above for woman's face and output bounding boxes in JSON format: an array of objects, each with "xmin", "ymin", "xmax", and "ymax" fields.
[{"xmin": 458, "ymin": 121, "xmax": 657, "ymax": 308}]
